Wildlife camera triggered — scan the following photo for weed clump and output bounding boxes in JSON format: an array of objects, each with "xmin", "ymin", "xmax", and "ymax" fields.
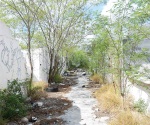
[
  {"xmin": 91, "ymin": 74, "xmax": 105, "ymax": 84},
  {"xmin": 109, "ymin": 110, "xmax": 150, "ymax": 125},
  {"xmin": 95, "ymin": 84, "xmax": 122, "ymax": 113},
  {"xmin": 29, "ymin": 81, "xmax": 48, "ymax": 101},
  {"xmin": 133, "ymin": 99, "xmax": 148, "ymax": 113}
]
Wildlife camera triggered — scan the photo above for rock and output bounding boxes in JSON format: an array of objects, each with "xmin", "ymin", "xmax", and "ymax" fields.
[
  {"xmin": 28, "ymin": 117, "xmax": 37, "ymax": 123},
  {"xmin": 100, "ymin": 117, "xmax": 110, "ymax": 122},
  {"xmin": 26, "ymin": 97, "xmax": 31, "ymax": 102},
  {"xmin": 41, "ymin": 97, "xmax": 45, "ymax": 100},
  {"xmin": 37, "ymin": 102, "xmax": 44, "ymax": 107},
  {"xmin": 46, "ymin": 87, "xmax": 59, "ymax": 92},
  {"xmin": 60, "ymin": 83, "xmax": 65, "ymax": 86},
  {"xmin": 47, "ymin": 115, "xmax": 51, "ymax": 119},
  {"xmin": 21, "ymin": 117, "xmax": 28, "ymax": 123},
  {"xmin": 82, "ymin": 72, "xmax": 86, "ymax": 76},
  {"xmin": 95, "ymin": 108, "xmax": 99, "ymax": 112},
  {"xmin": 82, "ymin": 85, "xmax": 85, "ymax": 88},
  {"xmin": 51, "ymin": 82, "xmax": 55, "ymax": 85},
  {"xmin": 33, "ymin": 101, "xmax": 43, "ymax": 107},
  {"xmin": 64, "ymin": 103, "xmax": 68, "ymax": 106},
  {"xmin": 45, "ymin": 87, "xmax": 52, "ymax": 92}
]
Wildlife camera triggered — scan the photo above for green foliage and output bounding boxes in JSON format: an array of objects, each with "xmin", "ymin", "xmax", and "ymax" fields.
[
  {"xmin": 0, "ymin": 80, "xmax": 27, "ymax": 120},
  {"xmin": 53, "ymin": 74, "xmax": 63, "ymax": 83},
  {"xmin": 133, "ymin": 99, "xmax": 148, "ymax": 113},
  {"xmin": 19, "ymin": 42, "xmax": 27, "ymax": 49},
  {"xmin": 7, "ymin": 79, "xmax": 23, "ymax": 95},
  {"xmin": 0, "ymin": 93, "xmax": 27, "ymax": 119},
  {"xmin": 68, "ymin": 50, "xmax": 89, "ymax": 70}
]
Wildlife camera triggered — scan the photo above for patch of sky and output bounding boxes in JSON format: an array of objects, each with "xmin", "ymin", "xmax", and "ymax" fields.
[{"xmin": 84, "ymin": 0, "xmax": 108, "ymax": 19}]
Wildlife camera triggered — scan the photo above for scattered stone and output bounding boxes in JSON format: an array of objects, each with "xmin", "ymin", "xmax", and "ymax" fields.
[
  {"xmin": 29, "ymin": 117, "xmax": 38, "ymax": 123},
  {"xmin": 52, "ymin": 87, "xmax": 59, "ymax": 92},
  {"xmin": 45, "ymin": 87, "xmax": 52, "ymax": 92},
  {"xmin": 47, "ymin": 116, "xmax": 51, "ymax": 119},
  {"xmin": 51, "ymin": 82, "xmax": 55, "ymax": 85},
  {"xmin": 95, "ymin": 108, "xmax": 99, "ymax": 112},
  {"xmin": 33, "ymin": 101, "xmax": 43, "ymax": 107},
  {"xmin": 27, "ymin": 124, "xmax": 33, "ymax": 125},
  {"xmin": 26, "ymin": 97, "xmax": 31, "ymax": 102},
  {"xmin": 41, "ymin": 97, "xmax": 45, "ymax": 100},
  {"xmin": 100, "ymin": 117, "xmax": 110, "ymax": 122},
  {"xmin": 64, "ymin": 103, "xmax": 68, "ymax": 106},
  {"xmin": 45, "ymin": 87, "xmax": 59, "ymax": 92},
  {"xmin": 21, "ymin": 117, "xmax": 28, "ymax": 123},
  {"xmin": 37, "ymin": 102, "xmax": 44, "ymax": 107},
  {"xmin": 82, "ymin": 72, "xmax": 86, "ymax": 76},
  {"xmin": 82, "ymin": 85, "xmax": 85, "ymax": 88}
]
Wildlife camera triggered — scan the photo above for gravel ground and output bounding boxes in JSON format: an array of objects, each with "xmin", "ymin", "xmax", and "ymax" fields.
[{"xmin": 60, "ymin": 73, "xmax": 108, "ymax": 125}]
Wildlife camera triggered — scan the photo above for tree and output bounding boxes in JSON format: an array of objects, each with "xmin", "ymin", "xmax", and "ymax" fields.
[
  {"xmin": 90, "ymin": 0, "xmax": 150, "ymax": 101},
  {"xmin": 1, "ymin": 0, "xmax": 41, "ymax": 92},
  {"xmin": 29, "ymin": 0, "xmax": 90, "ymax": 84}
]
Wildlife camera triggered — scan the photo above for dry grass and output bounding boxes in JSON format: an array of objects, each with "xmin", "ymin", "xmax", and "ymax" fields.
[
  {"xmin": 109, "ymin": 110, "xmax": 150, "ymax": 125},
  {"xmin": 30, "ymin": 81, "xmax": 48, "ymax": 100},
  {"xmin": 95, "ymin": 84, "xmax": 122, "ymax": 113},
  {"xmin": 95, "ymin": 84, "xmax": 150, "ymax": 125},
  {"xmin": 32, "ymin": 81, "xmax": 48, "ymax": 91},
  {"xmin": 90, "ymin": 74, "xmax": 104, "ymax": 84}
]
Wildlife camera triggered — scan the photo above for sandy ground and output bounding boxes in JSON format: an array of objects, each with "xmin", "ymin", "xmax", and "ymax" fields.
[{"xmin": 60, "ymin": 74, "xmax": 108, "ymax": 125}]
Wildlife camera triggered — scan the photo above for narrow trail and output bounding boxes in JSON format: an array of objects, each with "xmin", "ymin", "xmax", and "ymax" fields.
[{"xmin": 60, "ymin": 73, "xmax": 108, "ymax": 125}]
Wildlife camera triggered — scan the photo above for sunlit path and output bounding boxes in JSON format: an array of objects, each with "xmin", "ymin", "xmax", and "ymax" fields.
[{"xmin": 60, "ymin": 73, "xmax": 108, "ymax": 125}]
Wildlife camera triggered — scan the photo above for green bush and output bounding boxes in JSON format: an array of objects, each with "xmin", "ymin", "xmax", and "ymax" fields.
[
  {"xmin": 68, "ymin": 50, "xmax": 89, "ymax": 70},
  {"xmin": 0, "ymin": 93, "xmax": 27, "ymax": 119},
  {"xmin": 133, "ymin": 99, "xmax": 148, "ymax": 113},
  {"xmin": 53, "ymin": 74, "xmax": 63, "ymax": 83},
  {"xmin": 0, "ymin": 79, "xmax": 27, "ymax": 120}
]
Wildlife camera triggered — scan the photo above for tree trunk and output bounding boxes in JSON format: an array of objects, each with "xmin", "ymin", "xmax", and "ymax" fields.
[{"xmin": 28, "ymin": 29, "xmax": 33, "ymax": 92}]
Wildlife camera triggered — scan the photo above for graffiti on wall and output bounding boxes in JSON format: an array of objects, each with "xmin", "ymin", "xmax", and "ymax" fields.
[{"xmin": 0, "ymin": 39, "xmax": 22, "ymax": 78}]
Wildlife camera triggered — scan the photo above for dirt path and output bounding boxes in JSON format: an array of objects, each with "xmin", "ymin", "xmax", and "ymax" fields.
[{"xmin": 59, "ymin": 73, "xmax": 108, "ymax": 125}]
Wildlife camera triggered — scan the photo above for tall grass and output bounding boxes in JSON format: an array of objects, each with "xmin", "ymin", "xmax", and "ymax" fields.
[
  {"xmin": 29, "ymin": 81, "xmax": 48, "ymax": 100},
  {"xmin": 95, "ymin": 84, "xmax": 150, "ymax": 125},
  {"xmin": 90, "ymin": 74, "xmax": 105, "ymax": 84},
  {"xmin": 109, "ymin": 110, "xmax": 150, "ymax": 125},
  {"xmin": 95, "ymin": 84, "xmax": 122, "ymax": 113}
]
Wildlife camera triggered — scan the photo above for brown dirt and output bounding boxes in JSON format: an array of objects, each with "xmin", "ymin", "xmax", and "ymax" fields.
[
  {"xmin": 34, "ymin": 118, "xmax": 65, "ymax": 125},
  {"xmin": 8, "ymin": 75, "xmax": 78, "ymax": 125}
]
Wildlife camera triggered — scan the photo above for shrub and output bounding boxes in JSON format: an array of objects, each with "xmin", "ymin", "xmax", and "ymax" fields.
[
  {"xmin": 7, "ymin": 79, "xmax": 23, "ymax": 95},
  {"xmin": 0, "ymin": 93, "xmax": 27, "ymax": 119},
  {"xmin": 0, "ymin": 79, "xmax": 27, "ymax": 120},
  {"xmin": 133, "ymin": 99, "xmax": 148, "ymax": 113},
  {"xmin": 53, "ymin": 74, "xmax": 63, "ymax": 83}
]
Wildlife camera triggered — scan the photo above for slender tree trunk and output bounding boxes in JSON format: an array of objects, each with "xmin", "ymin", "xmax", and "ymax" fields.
[{"xmin": 28, "ymin": 29, "xmax": 33, "ymax": 92}]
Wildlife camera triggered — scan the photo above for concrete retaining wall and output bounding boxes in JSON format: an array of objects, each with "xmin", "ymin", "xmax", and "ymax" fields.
[{"xmin": 0, "ymin": 22, "xmax": 27, "ymax": 89}]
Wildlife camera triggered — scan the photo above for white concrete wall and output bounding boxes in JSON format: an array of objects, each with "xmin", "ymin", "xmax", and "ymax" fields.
[
  {"xmin": 22, "ymin": 48, "xmax": 49, "ymax": 83},
  {"xmin": 127, "ymin": 81, "xmax": 150, "ymax": 114},
  {"xmin": 0, "ymin": 22, "xmax": 28, "ymax": 89}
]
